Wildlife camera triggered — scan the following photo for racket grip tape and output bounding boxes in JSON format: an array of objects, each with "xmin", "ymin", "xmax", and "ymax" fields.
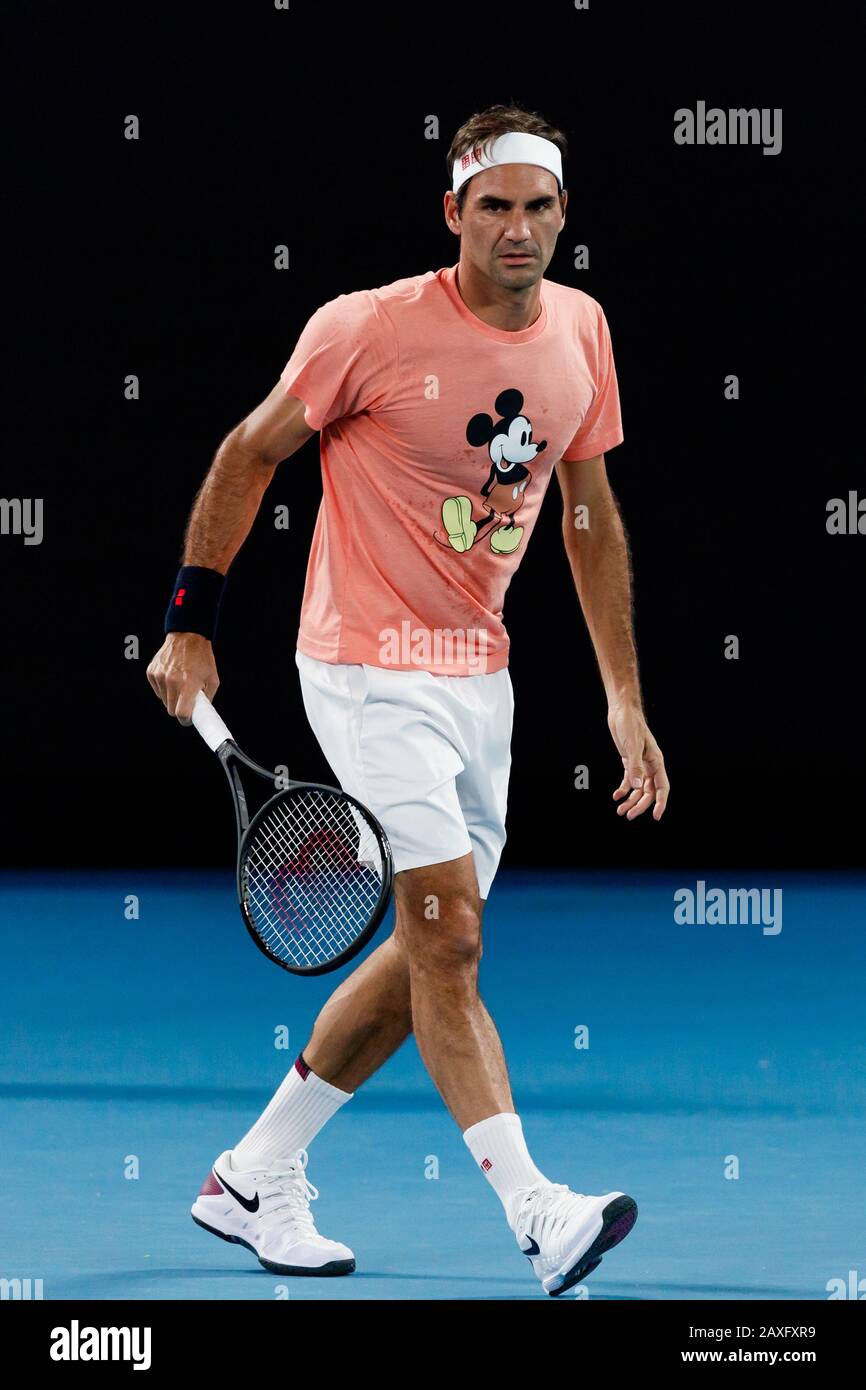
[{"xmin": 191, "ymin": 691, "xmax": 233, "ymax": 751}]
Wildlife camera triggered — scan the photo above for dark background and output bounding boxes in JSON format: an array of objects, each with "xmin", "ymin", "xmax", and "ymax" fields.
[{"xmin": 5, "ymin": 2, "xmax": 863, "ymax": 871}]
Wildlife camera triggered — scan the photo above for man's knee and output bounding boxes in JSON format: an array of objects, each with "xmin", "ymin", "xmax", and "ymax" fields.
[
  {"xmin": 437, "ymin": 898, "xmax": 482, "ymax": 963},
  {"xmin": 394, "ymin": 855, "xmax": 483, "ymax": 970},
  {"xmin": 401, "ymin": 895, "xmax": 482, "ymax": 971}
]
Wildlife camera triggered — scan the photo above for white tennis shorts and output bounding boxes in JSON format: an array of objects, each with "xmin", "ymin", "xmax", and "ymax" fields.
[{"xmin": 295, "ymin": 649, "xmax": 513, "ymax": 899}]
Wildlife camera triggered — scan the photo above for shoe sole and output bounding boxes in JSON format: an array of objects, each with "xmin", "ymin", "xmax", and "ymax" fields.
[
  {"xmin": 191, "ymin": 1213, "xmax": 355, "ymax": 1277},
  {"xmin": 545, "ymin": 1195, "xmax": 638, "ymax": 1297}
]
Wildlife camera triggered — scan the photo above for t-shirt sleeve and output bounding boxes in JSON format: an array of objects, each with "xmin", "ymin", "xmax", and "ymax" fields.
[
  {"xmin": 560, "ymin": 305, "xmax": 624, "ymax": 462},
  {"xmin": 279, "ymin": 290, "xmax": 395, "ymax": 432}
]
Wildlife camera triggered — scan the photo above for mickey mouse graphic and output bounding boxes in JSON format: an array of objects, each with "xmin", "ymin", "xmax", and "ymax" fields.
[{"xmin": 436, "ymin": 388, "xmax": 547, "ymax": 555}]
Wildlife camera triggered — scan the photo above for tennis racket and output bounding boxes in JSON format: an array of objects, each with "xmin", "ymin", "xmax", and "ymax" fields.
[{"xmin": 190, "ymin": 691, "xmax": 394, "ymax": 976}]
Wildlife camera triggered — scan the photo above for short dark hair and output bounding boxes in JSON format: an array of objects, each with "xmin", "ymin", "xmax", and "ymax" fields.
[{"xmin": 447, "ymin": 103, "xmax": 568, "ymax": 215}]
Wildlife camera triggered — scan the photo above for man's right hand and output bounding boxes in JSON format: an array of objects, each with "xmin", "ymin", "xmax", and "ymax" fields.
[{"xmin": 146, "ymin": 632, "xmax": 219, "ymax": 725}]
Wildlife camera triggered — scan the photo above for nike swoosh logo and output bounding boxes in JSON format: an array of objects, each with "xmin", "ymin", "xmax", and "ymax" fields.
[
  {"xmin": 520, "ymin": 1236, "xmax": 540, "ymax": 1257},
  {"xmin": 213, "ymin": 1169, "xmax": 259, "ymax": 1213}
]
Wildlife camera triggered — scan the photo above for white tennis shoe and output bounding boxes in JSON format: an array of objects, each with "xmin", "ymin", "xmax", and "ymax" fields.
[
  {"xmin": 512, "ymin": 1183, "xmax": 638, "ymax": 1296},
  {"xmin": 191, "ymin": 1147, "xmax": 355, "ymax": 1277}
]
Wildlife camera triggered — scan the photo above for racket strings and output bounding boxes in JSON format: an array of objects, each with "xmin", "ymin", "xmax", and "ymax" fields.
[
  {"xmin": 242, "ymin": 789, "xmax": 385, "ymax": 968},
  {"xmin": 246, "ymin": 830, "xmax": 372, "ymax": 966}
]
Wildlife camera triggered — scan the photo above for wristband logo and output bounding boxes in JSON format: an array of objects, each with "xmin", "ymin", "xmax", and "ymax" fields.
[{"xmin": 164, "ymin": 568, "xmax": 226, "ymax": 639}]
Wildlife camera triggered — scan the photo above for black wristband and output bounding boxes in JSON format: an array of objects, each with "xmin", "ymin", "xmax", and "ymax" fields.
[{"xmin": 164, "ymin": 565, "xmax": 226, "ymax": 640}]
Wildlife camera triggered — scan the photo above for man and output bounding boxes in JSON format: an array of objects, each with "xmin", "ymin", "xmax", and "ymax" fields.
[{"xmin": 147, "ymin": 104, "xmax": 669, "ymax": 1297}]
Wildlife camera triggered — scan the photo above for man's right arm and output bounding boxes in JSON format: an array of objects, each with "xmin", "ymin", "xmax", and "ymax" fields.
[{"xmin": 146, "ymin": 383, "xmax": 316, "ymax": 722}]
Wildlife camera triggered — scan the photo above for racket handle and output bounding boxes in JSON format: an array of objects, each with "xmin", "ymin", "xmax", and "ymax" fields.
[{"xmin": 191, "ymin": 690, "xmax": 233, "ymax": 751}]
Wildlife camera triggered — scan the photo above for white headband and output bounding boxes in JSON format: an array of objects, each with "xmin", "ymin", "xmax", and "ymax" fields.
[{"xmin": 452, "ymin": 131, "xmax": 563, "ymax": 195}]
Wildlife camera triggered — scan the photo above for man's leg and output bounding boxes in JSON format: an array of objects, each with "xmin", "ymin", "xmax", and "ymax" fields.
[
  {"xmin": 385, "ymin": 854, "xmax": 639, "ymax": 1296},
  {"xmin": 302, "ymin": 919, "xmax": 413, "ymax": 1091},
  {"xmin": 284, "ymin": 847, "xmax": 522, "ymax": 1131},
  {"xmin": 231, "ymin": 866, "xmax": 497, "ymax": 1164},
  {"xmin": 231, "ymin": 911, "xmax": 413, "ymax": 1167},
  {"xmin": 393, "ymin": 853, "xmax": 514, "ymax": 1128},
  {"xmin": 304, "ymin": 883, "xmax": 493, "ymax": 1091},
  {"xmin": 391, "ymin": 851, "xmax": 550, "ymax": 1216},
  {"xmin": 230, "ymin": 854, "xmax": 508, "ymax": 1165}
]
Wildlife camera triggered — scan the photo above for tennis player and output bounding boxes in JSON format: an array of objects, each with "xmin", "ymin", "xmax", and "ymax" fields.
[{"xmin": 147, "ymin": 103, "xmax": 669, "ymax": 1297}]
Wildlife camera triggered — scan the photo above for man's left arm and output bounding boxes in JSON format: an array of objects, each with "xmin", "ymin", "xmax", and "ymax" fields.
[{"xmin": 555, "ymin": 453, "xmax": 669, "ymax": 822}]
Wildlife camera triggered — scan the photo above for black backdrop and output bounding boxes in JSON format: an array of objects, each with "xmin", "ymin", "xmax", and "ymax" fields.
[{"xmin": 5, "ymin": 2, "xmax": 863, "ymax": 872}]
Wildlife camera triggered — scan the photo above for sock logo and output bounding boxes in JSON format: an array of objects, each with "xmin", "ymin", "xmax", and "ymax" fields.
[
  {"xmin": 295, "ymin": 1054, "xmax": 311, "ymax": 1080},
  {"xmin": 481, "ymin": 1157, "xmax": 492, "ymax": 1171}
]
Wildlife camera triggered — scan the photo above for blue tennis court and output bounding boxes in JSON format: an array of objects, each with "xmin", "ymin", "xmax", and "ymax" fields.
[{"xmin": 1, "ymin": 869, "xmax": 863, "ymax": 1300}]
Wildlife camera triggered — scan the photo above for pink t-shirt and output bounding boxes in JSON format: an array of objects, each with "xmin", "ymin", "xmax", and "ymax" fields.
[{"xmin": 280, "ymin": 262, "xmax": 624, "ymax": 676}]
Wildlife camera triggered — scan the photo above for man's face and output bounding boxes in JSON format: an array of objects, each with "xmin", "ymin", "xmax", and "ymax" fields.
[{"xmin": 445, "ymin": 163, "xmax": 567, "ymax": 290}]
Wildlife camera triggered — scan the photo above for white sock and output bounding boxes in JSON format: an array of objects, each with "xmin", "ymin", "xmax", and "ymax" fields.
[
  {"xmin": 463, "ymin": 1112, "xmax": 549, "ymax": 1225},
  {"xmin": 231, "ymin": 1053, "xmax": 352, "ymax": 1170}
]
